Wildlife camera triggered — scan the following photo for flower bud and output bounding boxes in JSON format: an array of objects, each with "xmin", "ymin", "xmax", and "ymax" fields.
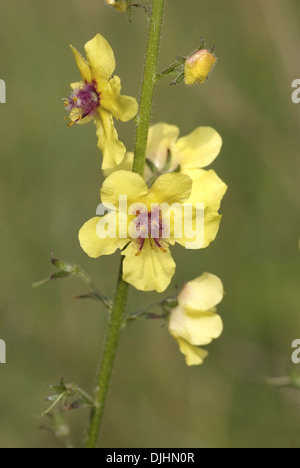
[
  {"xmin": 105, "ymin": 0, "xmax": 128, "ymax": 12},
  {"xmin": 184, "ymin": 50, "xmax": 217, "ymax": 85}
]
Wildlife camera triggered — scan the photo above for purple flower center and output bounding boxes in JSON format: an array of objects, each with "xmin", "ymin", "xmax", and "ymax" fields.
[
  {"xmin": 134, "ymin": 209, "xmax": 167, "ymax": 256},
  {"xmin": 64, "ymin": 81, "xmax": 100, "ymax": 126}
]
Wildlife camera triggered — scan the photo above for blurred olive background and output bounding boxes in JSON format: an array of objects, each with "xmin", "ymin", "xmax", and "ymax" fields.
[{"xmin": 0, "ymin": 0, "xmax": 300, "ymax": 448}]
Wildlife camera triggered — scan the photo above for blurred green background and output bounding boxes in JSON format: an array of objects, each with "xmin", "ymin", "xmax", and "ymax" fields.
[{"xmin": 0, "ymin": 0, "xmax": 300, "ymax": 448}]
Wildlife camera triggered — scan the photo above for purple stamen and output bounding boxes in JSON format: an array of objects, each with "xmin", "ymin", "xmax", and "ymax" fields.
[
  {"xmin": 64, "ymin": 81, "xmax": 100, "ymax": 124},
  {"xmin": 134, "ymin": 209, "xmax": 167, "ymax": 256}
]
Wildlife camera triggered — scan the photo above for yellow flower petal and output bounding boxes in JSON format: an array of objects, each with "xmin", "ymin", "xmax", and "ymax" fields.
[
  {"xmin": 84, "ymin": 34, "xmax": 116, "ymax": 81},
  {"xmin": 147, "ymin": 173, "xmax": 192, "ymax": 206},
  {"xmin": 103, "ymin": 152, "xmax": 134, "ymax": 178},
  {"xmin": 178, "ymin": 272, "xmax": 224, "ymax": 312},
  {"xmin": 172, "ymin": 127, "xmax": 222, "ymax": 169},
  {"xmin": 101, "ymin": 76, "xmax": 138, "ymax": 122},
  {"xmin": 101, "ymin": 170, "xmax": 149, "ymax": 210},
  {"xmin": 122, "ymin": 240, "xmax": 176, "ymax": 292},
  {"xmin": 169, "ymin": 305, "xmax": 223, "ymax": 346},
  {"xmin": 183, "ymin": 168, "xmax": 228, "ymax": 212},
  {"xmin": 202, "ymin": 211, "xmax": 222, "ymax": 248},
  {"xmin": 175, "ymin": 209, "xmax": 222, "ymax": 250},
  {"xmin": 147, "ymin": 123, "xmax": 180, "ymax": 172},
  {"xmin": 70, "ymin": 81, "xmax": 84, "ymax": 90},
  {"xmin": 96, "ymin": 110, "xmax": 126, "ymax": 169},
  {"xmin": 175, "ymin": 337, "xmax": 208, "ymax": 366},
  {"xmin": 79, "ymin": 215, "xmax": 128, "ymax": 258},
  {"xmin": 69, "ymin": 46, "xmax": 92, "ymax": 82}
]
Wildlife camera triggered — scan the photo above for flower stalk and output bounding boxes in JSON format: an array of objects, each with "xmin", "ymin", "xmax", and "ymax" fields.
[
  {"xmin": 84, "ymin": 0, "xmax": 165, "ymax": 448},
  {"xmin": 84, "ymin": 261, "xmax": 129, "ymax": 448},
  {"xmin": 133, "ymin": 0, "xmax": 165, "ymax": 176}
]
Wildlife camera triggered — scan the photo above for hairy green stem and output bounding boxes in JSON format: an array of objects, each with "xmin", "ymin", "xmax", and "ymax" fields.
[
  {"xmin": 84, "ymin": 262, "xmax": 129, "ymax": 448},
  {"xmin": 133, "ymin": 0, "xmax": 165, "ymax": 176},
  {"xmin": 84, "ymin": 0, "xmax": 165, "ymax": 448}
]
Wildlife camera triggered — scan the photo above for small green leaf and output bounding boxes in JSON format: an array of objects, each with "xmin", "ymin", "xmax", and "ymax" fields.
[
  {"xmin": 63, "ymin": 397, "xmax": 92, "ymax": 411},
  {"xmin": 50, "ymin": 271, "xmax": 70, "ymax": 280},
  {"xmin": 170, "ymin": 72, "xmax": 185, "ymax": 86},
  {"xmin": 46, "ymin": 394, "xmax": 62, "ymax": 402},
  {"xmin": 51, "ymin": 253, "xmax": 77, "ymax": 275},
  {"xmin": 163, "ymin": 297, "xmax": 179, "ymax": 308},
  {"xmin": 163, "ymin": 149, "xmax": 172, "ymax": 171},
  {"xmin": 146, "ymin": 158, "xmax": 159, "ymax": 174},
  {"xmin": 172, "ymin": 165, "xmax": 181, "ymax": 174},
  {"xmin": 73, "ymin": 293, "xmax": 106, "ymax": 302},
  {"xmin": 48, "ymin": 385, "xmax": 63, "ymax": 393},
  {"xmin": 198, "ymin": 37, "xmax": 206, "ymax": 50}
]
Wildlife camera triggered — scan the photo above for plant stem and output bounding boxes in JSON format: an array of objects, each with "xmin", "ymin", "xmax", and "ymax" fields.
[
  {"xmin": 132, "ymin": 0, "xmax": 165, "ymax": 176},
  {"xmin": 84, "ymin": 0, "xmax": 165, "ymax": 448},
  {"xmin": 84, "ymin": 262, "xmax": 129, "ymax": 448}
]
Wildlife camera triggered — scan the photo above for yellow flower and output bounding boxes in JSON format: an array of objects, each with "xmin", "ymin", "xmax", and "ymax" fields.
[
  {"xmin": 109, "ymin": 123, "xmax": 227, "ymax": 247},
  {"xmin": 64, "ymin": 34, "xmax": 138, "ymax": 169},
  {"xmin": 105, "ymin": 0, "xmax": 128, "ymax": 12},
  {"xmin": 184, "ymin": 49, "xmax": 217, "ymax": 85},
  {"xmin": 144, "ymin": 122, "xmax": 222, "ymax": 171},
  {"xmin": 78, "ymin": 170, "xmax": 218, "ymax": 293},
  {"xmin": 148, "ymin": 124, "xmax": 227, "ymax": 211},
  {"xmin": 169, "ymin": 273, "xmax": 224, "ymax": 366}
]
